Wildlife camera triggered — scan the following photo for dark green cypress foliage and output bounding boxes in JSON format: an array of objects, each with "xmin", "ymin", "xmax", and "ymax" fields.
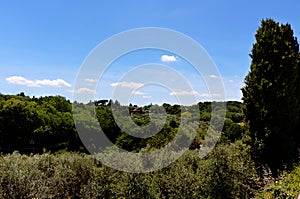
[{"xmin": 242, "ymin": 19, "xmax": 300, "ymax": 174}]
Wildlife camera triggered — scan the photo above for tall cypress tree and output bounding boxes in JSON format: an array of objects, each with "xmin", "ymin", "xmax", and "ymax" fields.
[{"xmin": 242, "ymin": 19, "xmax": 299, "ymax": 174}]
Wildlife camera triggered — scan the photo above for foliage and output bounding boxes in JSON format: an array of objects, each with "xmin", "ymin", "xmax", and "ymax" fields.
[
  {"xmin": 0, "ymin": 152, "xmax": 106, "ymax": 198},
  {"xmin": 242, "ymin": 18, "xmax": 300, "ymax": 173},
  {"xmin": 0, "ymin": 94, "xmax": 83, "ymax": 153},
  {"xmin": 197, "ymin": 141, "xmax": 261, "ymax": 198},
  {"xmin": 257, "ymin": 163, "xmax": 300, "ymax": 198},
  {"xmin": 0, "ymin": 142, "xmax": 260, "ymax": 198},
  {"xmin": 1, "ymin": 17, "xmax": 300, "ymax": 198},
  {"xmin": 0, "ymin": 92, "xmax": 246, "ymax": 154}
]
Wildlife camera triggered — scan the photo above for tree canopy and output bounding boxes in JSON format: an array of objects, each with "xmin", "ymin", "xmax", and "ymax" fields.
[{"xmin": 242, "ymin": 18, "xmax": 300, "ymax": 173}]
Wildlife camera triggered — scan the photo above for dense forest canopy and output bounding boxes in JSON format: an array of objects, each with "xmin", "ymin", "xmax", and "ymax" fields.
[{"xmin": 0, "ymin": 93, "xmax": 245, "ymax": 154}]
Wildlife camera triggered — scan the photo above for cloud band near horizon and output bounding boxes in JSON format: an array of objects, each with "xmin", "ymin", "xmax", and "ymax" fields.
[{"xmin": 6, "ymin": 76, "xmax": 71, "ymax": 87}]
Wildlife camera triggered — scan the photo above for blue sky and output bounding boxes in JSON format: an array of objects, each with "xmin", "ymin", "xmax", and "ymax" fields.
[{"xmin": 1, "ymin": 0, "xmax": 299, "ymax": 105}]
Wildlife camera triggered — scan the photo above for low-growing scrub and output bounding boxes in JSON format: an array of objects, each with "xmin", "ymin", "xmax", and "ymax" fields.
[
  {"xmin": 0, "ymin": 142, "xmax": 260, "ymax": 198},
  {"xmin": 257, "ymin": 164, "xmax": 300, "ymax": 198}
]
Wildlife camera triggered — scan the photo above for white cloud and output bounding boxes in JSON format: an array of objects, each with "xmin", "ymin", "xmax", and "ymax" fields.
[
  {"xmin": 199, "ymin": 93, "xmax": 222, "ymax": 98},
  {"xmin": 209, "ymin": 74, "xmax": 218, "ymax": 79},
  {"xmin": 198, "ymin": 93, "xmax": 210, "ymax": 97},
  {"xmin": 85, "ymin": 78, "xmax": 98, "ymax": 83},
  {"xmin": 69, "ymin": 88, "xmax": 96, "ymax": 94},
  {"xmin": 170, "ymin": 90, "xmax": 199, "ymax": 96},
  {"xmin": 6, "ymin": 76, "xmax": 71, "ymax": 87},
  {"xmin": 239, "ymin": 81, "xmax": 245, "ymax": 87},
  {"xmin": 110, "ymin": 81, "xmax": 144, "ymax": 88},
  {"xmin": 229, "ymin": 79, "xmax": 234, "ymax": 83},
  {"xmin": 142, "ymin": 95, "xmax": 152, "ymax": 99},
  {"xmin": 131, "ymin": 91, "xmax": 146, "ymax": 95},
  {"xmin": 35, "ymin": 79, "xmax": 71, "ymax": 87},
  {"xmin": 161, "ymin": 55, "xmax": 177, "ymax": 62},
  {"xmin": 6, "ymin": 76, "xmax": 37, "ymax": 87},
  {"xmin": 170, "ymin": 90, "xmax": 222, "ymax": 98}
]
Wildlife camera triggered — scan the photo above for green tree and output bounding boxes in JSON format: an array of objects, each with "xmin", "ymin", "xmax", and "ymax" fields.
[
  {"xmin": 242, "ymin": 19, "xmax": 299, "ymax": 174},
  {"xmin": 0, "ymin": 98, "xmax": 40, "ymax": 151}
]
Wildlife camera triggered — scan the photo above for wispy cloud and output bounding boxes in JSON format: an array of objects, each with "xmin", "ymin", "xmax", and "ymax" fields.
[
  {"xmin": 209, "ymin": 74, "xmax": 218, "ymax": 79},
  {"xmin": 170, "ymin": 90, "xmax": 199, "ymax": 96},
  {"xmin": 170, "ymin": 90, "xmax": 221, "ymax": 98},
  {"xmin": 69, "ymin": 88, "xmax": 96, "ymax": 94},
  {"xmin": 199, "ymin": 93, "xmax": 222, "ymax": 98},
  {"xmin": 6, "ymin": 76, "xmax": 71, "ymax": 87},
  {"xmin": 85, "ymin": 78, "xmax": 98, "ymax": 83},
  {"xmin": 239, "ymin": 81, "xmax": 245, "ymax": 87},
  {"xmin": 142, "ymin": 95, "xmax": 152, "ymax": 99},
  {"xmin": 110, "ymin": 81, "xmax": 144, "ymax": 88},
  {"xmin": 131, "ymin": 91, "xmax": 146, "ymax": 95},
  {"xmin": 161, "ymin": 55, "xmax": 177, "ymax": 62}
]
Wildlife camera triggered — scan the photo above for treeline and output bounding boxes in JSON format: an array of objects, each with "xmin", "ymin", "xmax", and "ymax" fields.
[
  {"xmin": 0, "ymin": 92, "xmax": 245, "ymax": 154},
  {"xmin": 0, "ymin": 93, "xmax": 82, "ymax": 153}
]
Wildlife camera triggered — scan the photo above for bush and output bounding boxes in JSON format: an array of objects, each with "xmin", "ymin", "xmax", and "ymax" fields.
[
  {"xmin": 197, "ymin": 141, "xmax": 261, "ymax": 198},
  {"xmin": 0, "ymin": 145, "xmax": 260, "ymax": 198},
  {"xmin": 0, "ymin": 152, "xmax": 112, "ymax": 198},
  {"xmin": 257, "ymin": 163, "xmax": 300, "ymax": 198}
]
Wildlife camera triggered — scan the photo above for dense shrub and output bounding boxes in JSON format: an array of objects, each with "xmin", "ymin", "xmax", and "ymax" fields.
[
  {"xmin": 197, "ymin": 141, "xmax": 261, "ymax": 198},
  {"xmin": 257, "ymin": 163, "xmax": 300, "ymax": 198},
  {"xmin": 0, "ymin": 142, "xmax": 260, "ymax": 198},
  {"xmin": 0, "ymin": 152, "xmax": 112, "ymax": 198}
]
